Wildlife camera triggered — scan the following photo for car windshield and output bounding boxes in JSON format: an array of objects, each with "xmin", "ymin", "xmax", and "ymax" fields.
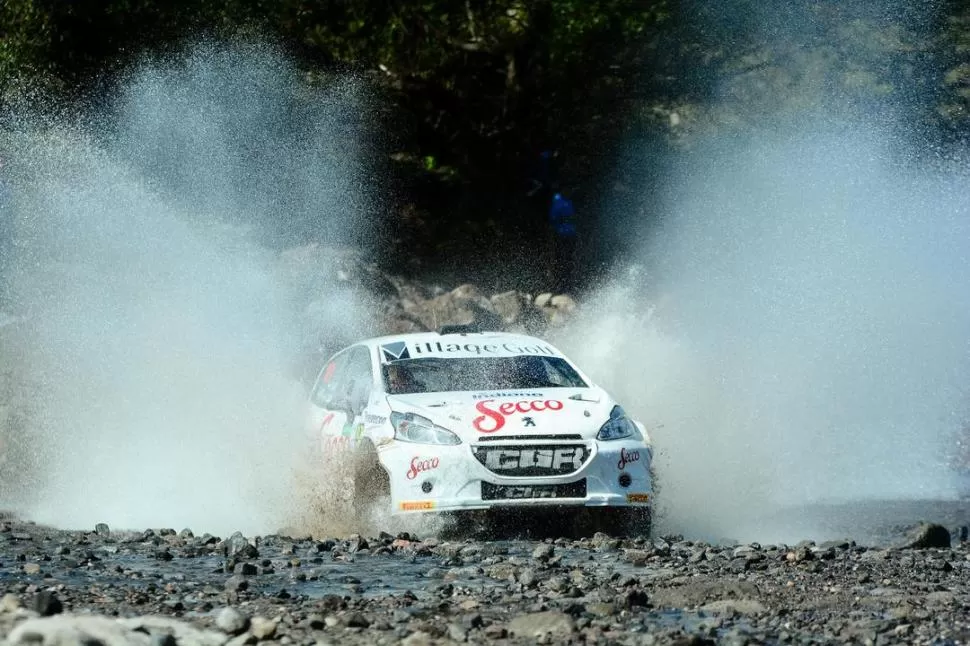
[{"xmin": 382, "ymin": 356, "xmax": 588, "ymax": 394}]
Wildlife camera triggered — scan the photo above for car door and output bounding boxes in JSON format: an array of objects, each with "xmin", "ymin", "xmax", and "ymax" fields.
[
  {"xmin": 308, "ymin": 345, "xmax": 374, "ymax": 456},
  {"xmin": 307, "ymin": 348, "xmax": 353, "ymax": 455}
]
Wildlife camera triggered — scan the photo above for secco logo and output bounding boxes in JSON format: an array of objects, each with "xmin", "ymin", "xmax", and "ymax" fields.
[
  {"xmin": 472, "ymin": 399, "xmax": 564, "ymax": 433},
  {"xmin": 406, "ymin": 456, "xmax": 440, "ymax": 480},
  {"xmin": 617, "ymin": 448, "xmax": 640, "ymax": 470}
]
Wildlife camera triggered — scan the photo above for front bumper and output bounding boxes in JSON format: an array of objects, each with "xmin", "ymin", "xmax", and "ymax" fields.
[{"xmin": 378, "ymin": 437, "xmax": 653, "ymax": 513}]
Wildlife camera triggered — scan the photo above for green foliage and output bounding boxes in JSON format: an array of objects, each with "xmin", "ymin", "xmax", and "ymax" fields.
[{"xmin": 5, "ymin": 0, "xmax": 970, "ymax": 273}]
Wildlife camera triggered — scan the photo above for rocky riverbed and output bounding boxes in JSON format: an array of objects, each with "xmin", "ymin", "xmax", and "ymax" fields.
[{"xmin": 1, "ymin": 512, "xmax": 969, "ymax": 645}]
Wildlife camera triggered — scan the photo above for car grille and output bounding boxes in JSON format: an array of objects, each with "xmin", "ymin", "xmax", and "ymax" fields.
[
  {"xmin": 481, "ymin": 479, "xmax": 587, "ymax": 501},
  {"xmin": 472, "ymin": 444, "xmax": 590, "ymax": 476}
]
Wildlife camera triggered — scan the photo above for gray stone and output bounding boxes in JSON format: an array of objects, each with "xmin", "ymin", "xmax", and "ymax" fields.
[
  {"xmin": 508, "ymin": 611, "xmax": 575, "ymax": 639},
  {"xmin": 225, "ymin": 576, "xmax": 249, "ymax": 593},
  {"xmin": 447, "ymin": 623, "xmax": 468, "ymax": 642},
  {"xmin": 216, "ymin": 607, "xmax": 250, "ymax": 635},
  {"xmin": 225, "ymin": 533, "xmax": 259, "ymax": 560},
  {"xmin": 1, "ymin": 593, "xmax": 21, "ymax": 613},
  {"xmin": 344, "ymin": 612, "xmax": 370, "ymax": 628},
  {"xmin": 549, "ymin": 294, "xmax": 577, "ymax": 312},
  {"xmin": 32, "ymin": 591, "xmax": 62, "ymax": 617},
  {"xmin": 490, "ymin": 290, "xmax": 527, "ymax": 324},
  {"xmin": 532, "ymin": 543, "xmax": 555, "ymax": 561},
  {"xmin": 119, "ymin": 616, "xmax": 227, "ymax": 646},
  {"xmin": 401, "ymin": 632, "xmax": 434, "ymax": 646},
  {"xmin": 233, "ymin": 562, "xmax": 258, "ymax": 576},
  {"xmin": 900, "ymin": 523, "xmax": 951, "ymax": 549},
  {"xmin": 700, "ymin": 599, "xmax": 767, "ymax": 616},
  {"xmin": 8, "ymin": 615, "xmax": 152, "ymax": 646},
  {"xmin": 226, "ymin": 634, "xmax": 256, "ymax": 646},
  {"xmin": 250, "ymin": 617, "xmax": 277, "ymax": 640}
]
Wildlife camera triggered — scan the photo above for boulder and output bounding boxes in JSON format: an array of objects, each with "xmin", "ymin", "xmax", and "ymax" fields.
[
  {"xmin": 898, "ymin": 523, "xmax": 951, "ymax": 549},
  {"xmin": 490, "ymin": 290, "xmax": 528, "ymax": 324}
]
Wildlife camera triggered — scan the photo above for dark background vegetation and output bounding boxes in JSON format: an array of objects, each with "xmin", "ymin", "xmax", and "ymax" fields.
[{"xmin": 4, "ymin": 0, "xmax": 970, "ymax": 291}]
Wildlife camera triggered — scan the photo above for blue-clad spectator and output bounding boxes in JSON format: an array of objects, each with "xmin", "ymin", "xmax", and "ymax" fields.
[{"xmin": 548, "ymin": 192, "xmax": 578, "ymax": 292}]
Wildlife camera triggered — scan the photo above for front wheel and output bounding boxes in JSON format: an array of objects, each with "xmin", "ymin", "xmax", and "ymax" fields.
[{"xmin": 352, "ymin": 441, "xmax": 390, "ymax": 523}]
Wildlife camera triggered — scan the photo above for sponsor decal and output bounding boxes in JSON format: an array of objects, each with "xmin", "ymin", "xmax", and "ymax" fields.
[
  {"xmin": 365, "ymin": 413, "xmax": 387, "ymax": 425},
  {"xmin": 472, "ymin": 392, "xmax": 543, "ymax": 400},
  {"xmin": 381, "ymin": 341, "xmax": 411, "ymax": 362},
  {"xmin": 522, "ymin": 416, "xmax": 536, "ymax": 427},
  {"xmin": 406, "ymin": 456, "xmax": 440, "ymax": 480},
  {"xmin": 319, "ymin": 412, "xmax": 359, "ymax": 453},
  {"xmin": 617, "ymin": 448, "xmax": 640, "ymax": 470},
  {"xmin": 411, "ymin": 341, "xmax": 560, "ymax": 357},
  {"xmin": 322, "ymin": 361, "xmax": 337, "ymax": 383},
  {"xmin": 626, "ymin": 493, "xmax": 650, "ymax": 503},
  {"xmin": 400, "ymin": 500, "xmax": 435, "ymax": 511},
  {"xmin": 474, "ymin": 445, "xmax": 589, "ymax": 476},
  {"xmin": 323, "ymin": 435, "xmax": 352, "ymax": 452},
  {"xmin": 473, "ymin": 399, "xmax": 564, "ymax": 433},
  {"xmin": 381, "ymin": 341, "xmax": 560, "ymax": 363},
  {"xmin": 482, "ymin": 479, "xmax": 587, "ymax": 501}
]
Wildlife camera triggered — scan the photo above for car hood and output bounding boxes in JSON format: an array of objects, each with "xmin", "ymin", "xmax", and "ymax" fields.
[{"xmin": 384, "ymin": 388, "xmax": 615, "ymax": 441}]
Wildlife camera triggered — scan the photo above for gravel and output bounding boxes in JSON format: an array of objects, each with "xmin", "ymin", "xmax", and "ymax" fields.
[{"xmin": 1, "ymin": 515, "xmax": 969, "ymax": 645}]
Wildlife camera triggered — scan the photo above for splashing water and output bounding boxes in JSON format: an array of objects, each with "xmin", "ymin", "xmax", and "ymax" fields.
[
  {"xmin": 0, "ymin": 41, "xmax": 376, "ymax": 536},
  {"xmin": 557, "ymin": 122, "xmax": 970, "ymax": 544}
]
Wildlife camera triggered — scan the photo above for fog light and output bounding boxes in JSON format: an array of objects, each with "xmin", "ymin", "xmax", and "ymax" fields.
[
  {"xmin": 421, "ymin": 481, "xmax": 433, "ymax": 494},
  {"xmin": 618, "ymin": 473, "xmax": 632, "ymax": 488}
]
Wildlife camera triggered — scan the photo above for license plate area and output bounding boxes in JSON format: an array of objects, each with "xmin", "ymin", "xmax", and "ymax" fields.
[
  {"xmin": 472, "ymin": 444, "xmax": 590, "ymax": 476},
  {"xmin": 481, "ymin": 479, "xmax": 587, "ymax": 501}
]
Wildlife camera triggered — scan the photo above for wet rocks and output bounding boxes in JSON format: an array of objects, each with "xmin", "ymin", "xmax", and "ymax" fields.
[
  {"xmin": 215, "ymin": 607, "xmax": 249, "ymax": 635},
  {"xmin": 899, "ymin": 522, "xmax": 951, "ymax": 549},
  {"xmin": 31, "ymin": 592, "xmax": 62, "ymax": 617},
  {"xmin": 532, "ymin": 542, "xmax": 555, "ymax": 561},
  {"xmin": 224, "ymin": 533, "xmax": 259, "ymax": 560},
  {"xmin": 508, "ymin": 610, "xmax": 575, "ymax": 639},
  {"xmin": 249, "ymin": 616, "xmax": 277, "ymax": 640},
  {"xmin": 1, "ymin": 516, "xmax": 970, "ymax": 645},
  {"xmin": 284, "ymin": 244, "xmax": 583, "ymax": 352}
]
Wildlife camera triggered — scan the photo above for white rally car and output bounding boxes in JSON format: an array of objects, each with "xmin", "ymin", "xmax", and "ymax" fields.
[{"xmin": 305, "ymin": 327, "xmax": 654, "ymax": 535}]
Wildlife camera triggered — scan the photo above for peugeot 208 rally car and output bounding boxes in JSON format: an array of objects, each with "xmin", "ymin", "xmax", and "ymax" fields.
[{"xmin": 304, "ymin": 328, "xmax": 654, "ymax": 535}]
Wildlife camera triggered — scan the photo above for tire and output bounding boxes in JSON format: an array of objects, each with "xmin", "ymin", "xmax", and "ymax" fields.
[{"xmin": 352, "ymin": 440, "xmax": 390, "ymax": 521}]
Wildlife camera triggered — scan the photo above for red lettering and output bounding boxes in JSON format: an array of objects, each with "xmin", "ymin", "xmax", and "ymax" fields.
[
  {"xmin": 406, "ymin": 456, "xmax": 441, "ymax": 480},
  {"xmin": 617, "ymin": 448, "xmax": 640, "ymax": 470},
  {"xmin": 473, "ymin": 400, "xmax": 506, "ymax": 433},
  {"xmin": 472, "ymin": 399, "xmax": 564, "ymax": 433}
]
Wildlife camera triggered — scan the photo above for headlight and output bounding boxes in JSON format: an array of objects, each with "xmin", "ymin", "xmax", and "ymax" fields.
[
  {"xmin": 597, "ymin": 405, "xmax": 643, "ymax": 441},
  {"xmin": 390, "ymin": 412, "xmax": 462, "ymax": 445}
]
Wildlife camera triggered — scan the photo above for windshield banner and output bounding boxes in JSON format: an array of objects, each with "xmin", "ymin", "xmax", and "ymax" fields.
[{"xmin": 380, "ymin": 340, "xmax": 561, "ymax": 362}]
